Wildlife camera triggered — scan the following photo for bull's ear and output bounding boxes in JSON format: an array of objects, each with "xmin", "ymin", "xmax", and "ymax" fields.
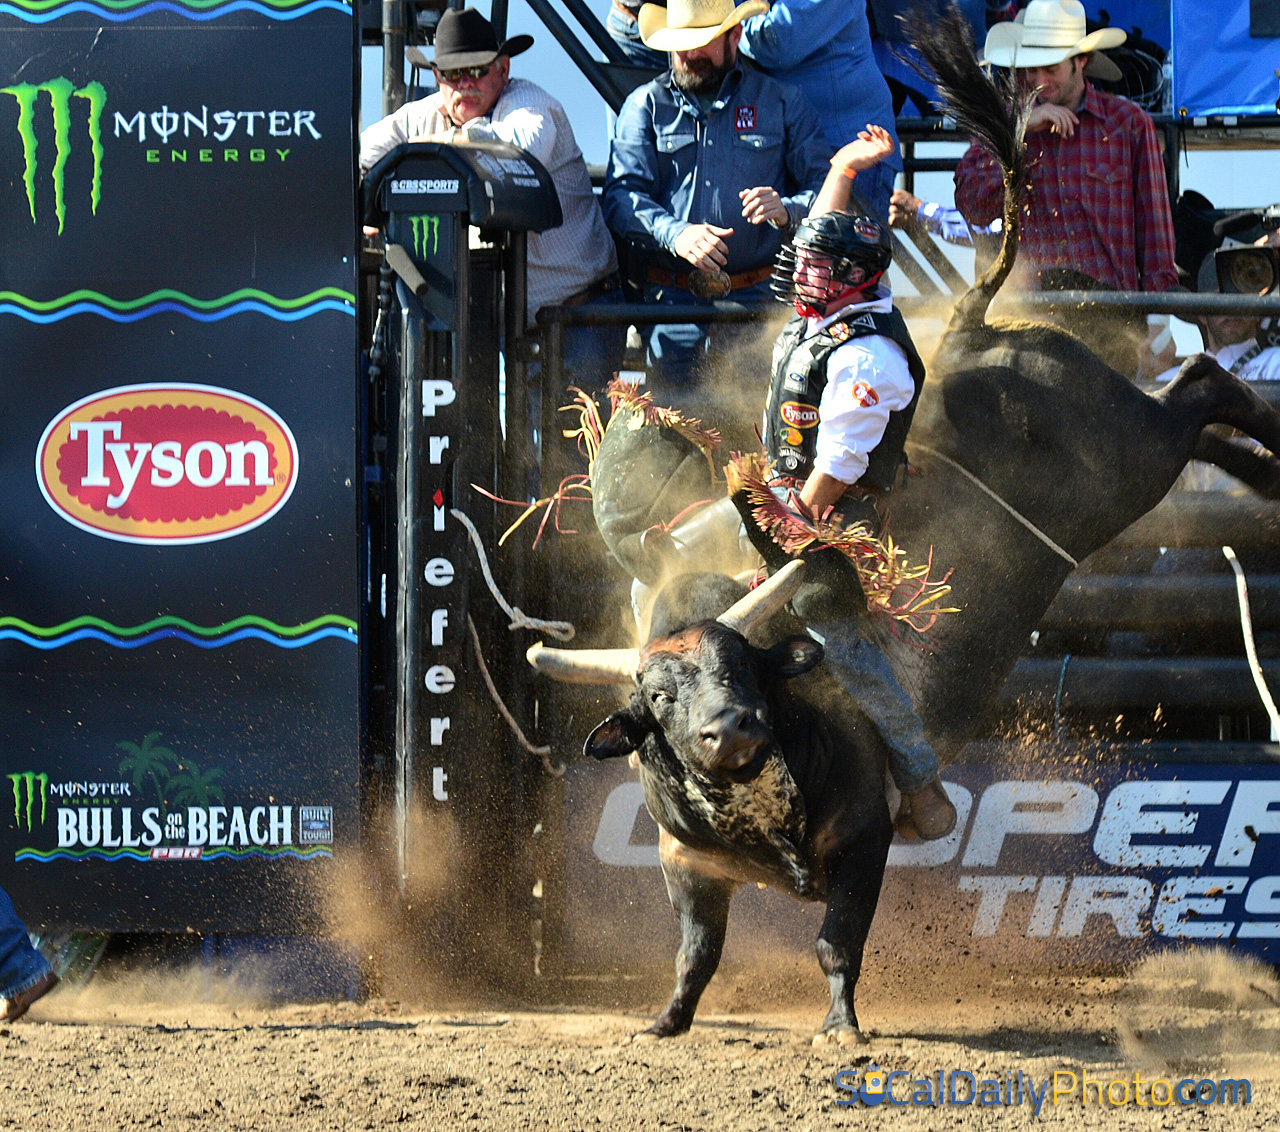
[
  {"xmin": 584, "ymin": 710, "xmax": 650, "ymax": 760},
  {"xmin": 763, "ymin": 634, "xmax": 823, "ymax": 678}
]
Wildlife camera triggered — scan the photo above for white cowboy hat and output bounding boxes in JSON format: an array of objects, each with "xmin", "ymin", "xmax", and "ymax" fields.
[
  {"xmin": 638, "ymin": 0, "xmax": 769, "ymax": 53},
  {"xmin": 983, "ymin": 0, "xmax": 1126, "ymax": 82}
]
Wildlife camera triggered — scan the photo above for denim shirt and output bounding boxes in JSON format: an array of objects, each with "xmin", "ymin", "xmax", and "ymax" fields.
[
  {"xmin": 602, "ymin": 61, "xmax": 830, "ymax": 275},
  {"xmin": 740, "ymin": 0, "xmax": 901, "ymax": 168}
]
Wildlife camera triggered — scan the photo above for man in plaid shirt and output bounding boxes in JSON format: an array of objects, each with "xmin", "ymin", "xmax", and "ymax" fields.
[{"xmin": 954, "ymin": 1, "xmax": 1177, "ymax": 300}]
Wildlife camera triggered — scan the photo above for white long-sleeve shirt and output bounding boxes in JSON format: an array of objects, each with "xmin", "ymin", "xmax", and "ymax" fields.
[
  {"xmin": 360, "ymin": 78, "xmax": 617, "ymax": 325},
  {"xmin": 807, "ymin": 294, "xmax": 916, "ymax": 485}
]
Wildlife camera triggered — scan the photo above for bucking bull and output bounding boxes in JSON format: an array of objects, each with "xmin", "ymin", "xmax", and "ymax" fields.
[{"xmin": 526, "ymin": 9, "xmax": 1280, "ymax": 1044}]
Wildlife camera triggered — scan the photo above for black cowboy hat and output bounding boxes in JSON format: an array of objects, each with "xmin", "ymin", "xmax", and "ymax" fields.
[{"xmin": 432, "ymin": 7, "xmax": 533, "ymax": 70}]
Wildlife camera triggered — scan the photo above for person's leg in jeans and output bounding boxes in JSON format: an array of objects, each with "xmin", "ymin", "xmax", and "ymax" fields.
[
  {"xmin": 646, "ymin": 288, "xmax": 711, "ymax": 389},
  {"xmin": 0, "ymin": 886, "xmax": 54, "ymax": 1018},
  {"xmin": 605, "ymin": 4, "xmax": 669, "ymax": 69},
  {"xmin": 809, "ymin": 615, "xmax": 956, "ymax": 838}
]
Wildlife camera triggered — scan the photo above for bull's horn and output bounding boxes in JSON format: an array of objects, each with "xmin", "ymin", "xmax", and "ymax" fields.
[
  {"xmin": 526, "ymin": 641, "xmax": 639, "ymax": 685},
  {"xmin": 717, "ymin": 559, "xmax": 806, "ymax": 636}
]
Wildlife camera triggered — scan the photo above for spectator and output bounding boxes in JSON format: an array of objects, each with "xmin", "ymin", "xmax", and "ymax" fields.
[
  {"xmin": 889, "ymin": 186, "xmax": 1002, "ymax": 248},
  {"xmin": 361, "ymin": 8, "xmax": 622, "ymax": 389},
  {"xmin": 738, "ymin": 0, "xmax": 900, "ymax": 223},
  {"xmin": 602, "ymin": 0, "xmax": 830, "ymax": 385},
  {"xmin": 868, "ymin": 0, "xmax": 989, "ymax": 119},
  {"xmin": 606, "ymin": 0, "xmax": 668, "ymax": 69},
  {"xmin": 954, "ymin": 1, "xmax": 1178, "ymax": 303},
  {"xmin": 0, "ymin": 886, "xmax": 56, "ymax": 1022}
]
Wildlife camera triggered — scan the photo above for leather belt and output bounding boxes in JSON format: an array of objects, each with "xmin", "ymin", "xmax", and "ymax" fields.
[
  {"xmin": 646, "ymin": 264, "xmax": 773, "ymax": 298},
  {"xmin": 561, "ymin": 272, "xmax": 621, "ymax": 307}
]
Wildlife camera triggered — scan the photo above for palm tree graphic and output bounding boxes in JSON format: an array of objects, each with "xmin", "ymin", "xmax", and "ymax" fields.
[
  {"xmin": 117, "ymin": 732, "xmax": 178, "ymax": 806},
  {"xmin": 166, "ymin": 761, "xmax": 226, "ymax": 809}
]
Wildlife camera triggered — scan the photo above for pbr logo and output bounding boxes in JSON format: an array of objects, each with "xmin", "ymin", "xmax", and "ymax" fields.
[
  {"xmin": 1, "ymin": 77, "xmax": 106, "ymax": 234},
  {"xmin": 780, "ymin": 401, "xmax": 820, "ymax": 429},
  {"xmin": 37, "ymin": 383, "xmax": 299, "ymax": 545}
]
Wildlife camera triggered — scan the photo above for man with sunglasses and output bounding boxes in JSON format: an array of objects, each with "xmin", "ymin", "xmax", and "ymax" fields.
[{"xmin": 361, "ymin": 7, "xmax": 621, "ymax": 374}]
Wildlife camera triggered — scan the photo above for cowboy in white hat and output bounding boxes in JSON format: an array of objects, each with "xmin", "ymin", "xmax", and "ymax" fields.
[
  {"xmin": 982, "ymin": 0, "xmax": 1125, "ymax": 138},
  {"xmin": 602, "ymin": 0, "xmax": 830, "ymax": 384},
  {"xmin": 955, "ymin": 0, "xmax": 1178, "ymax": 360}
]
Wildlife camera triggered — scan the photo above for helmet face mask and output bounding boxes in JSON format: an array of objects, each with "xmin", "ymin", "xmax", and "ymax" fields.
[{"xmin": 772, "ymin": 207, "xmax": 892, "ymax": 318}]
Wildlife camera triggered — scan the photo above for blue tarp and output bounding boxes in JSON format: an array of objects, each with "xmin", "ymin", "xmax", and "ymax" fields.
[{"xmin": 1172, "ymin": 0, "xmax": 1280, "ymax": 116}]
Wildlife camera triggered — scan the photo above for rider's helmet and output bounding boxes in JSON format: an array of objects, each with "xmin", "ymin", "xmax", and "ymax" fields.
[{"xmin": 772, "ymin": 207, "xmax": 892, "ymax": 318}]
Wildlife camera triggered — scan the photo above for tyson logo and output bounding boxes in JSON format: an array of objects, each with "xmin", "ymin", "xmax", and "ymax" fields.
[
  {"xmin": 780, "ymin": 401, "xmax": 820, "ymax": 429},
  {"xmin": 36, "ymin": 383, "xmax": 299, "ymax": 545}
]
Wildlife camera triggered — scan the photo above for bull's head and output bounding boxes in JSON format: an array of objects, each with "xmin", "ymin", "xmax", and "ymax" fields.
[{"xmin": 527, "ymin": 562, "xmax": 821, "ymax": 779}]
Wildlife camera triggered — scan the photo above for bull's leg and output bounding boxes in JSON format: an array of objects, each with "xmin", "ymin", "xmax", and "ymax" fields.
[
  {"xmin": 812, "ymin": 816, "xmax": 893, "ymax": 1046},
  {"xmin": 641, "ymin": 855, "xmax": 735, "ymax": 1039},
  {"xmin": 1157, "ymin": 355, "xmax": 1280, "ymax": 457}
]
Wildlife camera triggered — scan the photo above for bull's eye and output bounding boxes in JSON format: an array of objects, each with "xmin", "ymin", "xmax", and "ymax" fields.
[{"xmin": 650, "ymin": 690, "xmax": 672, "ymax": 707}]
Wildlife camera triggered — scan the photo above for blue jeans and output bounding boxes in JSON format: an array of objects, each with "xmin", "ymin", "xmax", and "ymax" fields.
[
  {"xmin": 605, "ymin": 5, "xmax": 668, "ymax": 70},
  {"xmin": 0, "ymin": 886, "xmax": 50, "ymax": 1000},
  {"xmin": 809, "ymin": 616, "xmax": 939, "ymax": 794},
  {"xmin": 646, "ymin": 279, "xmax": 774, "ymax": 388}
]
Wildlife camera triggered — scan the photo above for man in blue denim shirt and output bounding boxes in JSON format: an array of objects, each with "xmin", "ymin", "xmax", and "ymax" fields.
[
  {"xmin": 602, "ymin": 0, "xmax": 830, "ymax": 385},
  {"xmin": 740, "ymin": 0, "xmax": 901, "ymax": 224}
]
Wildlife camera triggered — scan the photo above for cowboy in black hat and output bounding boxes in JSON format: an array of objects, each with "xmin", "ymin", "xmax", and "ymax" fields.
[{"xmin": 361, "ymin": 8, "xmax": 620, "ymax": 336}]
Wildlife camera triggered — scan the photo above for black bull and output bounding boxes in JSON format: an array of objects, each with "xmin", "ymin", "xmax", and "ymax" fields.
[{"xmin": 527, "ymin": 9, "xmax": 1280, "ymax": 1042}]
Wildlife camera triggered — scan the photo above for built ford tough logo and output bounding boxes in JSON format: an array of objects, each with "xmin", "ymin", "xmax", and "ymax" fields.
[
  {"xmin": 780, "ymin": 401, "xmax": 820, "ymax": 428},
  {"xmin": 37, "ymin": 383, "xmax": 298, "ymax": 545}
]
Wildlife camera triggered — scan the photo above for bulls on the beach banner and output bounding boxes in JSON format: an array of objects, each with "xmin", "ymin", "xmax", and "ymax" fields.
[{"xmin": 0, "ymin": 1, "xmax": 360, "ymax": 929}]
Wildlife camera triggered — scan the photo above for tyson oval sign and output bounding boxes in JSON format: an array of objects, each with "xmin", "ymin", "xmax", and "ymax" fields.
[{"xmin": 37, "ymin": 383, "xmax": 299, "ymax": 545}]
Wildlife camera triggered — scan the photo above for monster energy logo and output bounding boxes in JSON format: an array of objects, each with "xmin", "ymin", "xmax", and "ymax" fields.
[
  {"xmin": 411, "ymin": 214, "xmax": 440, "ymax": 258},
  {"xmin": 2, "ymin": 78, "xmax": 106, "ymax": 235},
  {"xmin": 7, "ymin": 773, "xmax": 48, "ymax": 831}
]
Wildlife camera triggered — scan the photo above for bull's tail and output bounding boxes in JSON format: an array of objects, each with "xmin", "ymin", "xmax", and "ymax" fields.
[{"xmin": 905, "ymin": 4, "xmax": 1031, "ymax": 335}]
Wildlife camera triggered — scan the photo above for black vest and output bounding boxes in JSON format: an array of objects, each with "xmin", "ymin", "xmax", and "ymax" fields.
[{"xmin": 763, "ymin": 306, "xmax": 926, "ymax": 492}]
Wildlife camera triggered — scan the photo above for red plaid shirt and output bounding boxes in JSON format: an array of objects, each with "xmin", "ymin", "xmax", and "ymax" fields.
[{"xmin": 954, "ymin": 83, "xmax": 1178, "ymax": 293}]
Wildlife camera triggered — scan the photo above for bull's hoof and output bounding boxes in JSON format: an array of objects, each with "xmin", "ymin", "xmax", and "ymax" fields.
[
  {"xmin": 628, "ymin": 1015, "xmax": 688, "ymax": 1042},
  {"xmin": 812, "ymin": 1025, "xmax": 866, "ymax": 1047}
]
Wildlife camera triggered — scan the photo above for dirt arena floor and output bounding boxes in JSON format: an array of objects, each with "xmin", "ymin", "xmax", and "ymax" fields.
[{"xmin": 9, "ymin": 949, "xmax": 1279, "ymax": 1130}]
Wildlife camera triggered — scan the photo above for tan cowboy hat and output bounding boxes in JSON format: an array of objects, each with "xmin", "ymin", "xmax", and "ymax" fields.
[
  {"xmin": 638, "ymin": 0, "xmax": 769, "ymax": 53},
  {"xmin": 983, "ymin": 0, "xmax": 1126, "ymax": 82}
]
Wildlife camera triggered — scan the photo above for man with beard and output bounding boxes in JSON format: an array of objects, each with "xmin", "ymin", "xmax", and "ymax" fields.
[{"xmin": 602, "ymin": 0, "xmax": 829, "ymax": 386}]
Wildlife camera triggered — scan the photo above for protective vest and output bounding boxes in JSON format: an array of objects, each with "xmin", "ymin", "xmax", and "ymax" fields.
[{"xmin": 763, "ymin": 307, "xmax": 926, "ymax": 492}]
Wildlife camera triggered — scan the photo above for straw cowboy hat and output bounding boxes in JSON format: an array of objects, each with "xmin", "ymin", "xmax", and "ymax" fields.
[
  {"xmin": 639, "ymin": 0, "xmax": 769, "ymax": 53},
  {"xmin": 983, "ymin": 0, "xmax": 1126, "ymax": 82}
]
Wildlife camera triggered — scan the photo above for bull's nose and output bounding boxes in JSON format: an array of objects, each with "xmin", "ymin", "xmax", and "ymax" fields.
[{"xmin": 699, "ymin": 708, "xmax": 764, "ymax": 770}]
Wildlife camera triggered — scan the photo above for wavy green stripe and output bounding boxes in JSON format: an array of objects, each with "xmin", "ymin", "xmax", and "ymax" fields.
[
  {"xmin": 0, "ymin": 614, "xmax": 358, "ymax": 638},
  {"xmin": 7, "ymin": 0, "xmax": 339, "ymax": 9},
  {"xmin": 0, "ymin": 286, "xmax": 355, "ymax": 312}
]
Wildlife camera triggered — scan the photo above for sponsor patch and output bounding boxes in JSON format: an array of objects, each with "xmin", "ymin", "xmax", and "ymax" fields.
[
  {"xmin": 735, "ymin": 105, "xmax": 757, "ymax": 130},
  {"xmin": 782, "ymin": 369, "xmax": 808, "ymax": 394},
  {"xmin": 854, "ymin": 217, "xmax": 881, "ymax": 241},
  {"xmin": 850, "ymin": 313, "xmax": 877, "ymax": 329},
  {"xmin": 780, "ymin": 401, "xmax": 820, "ymax": 429},
  {"xmin": 829, "ymin": 323, "xmax": 853, "ymax": 342},
  {"xmin": 37, "ymin": 383, "xmax": 299, "ymax": 545},
  {"xmin": 299, "ymin": 806, "xmax": 334, "ymax": 844},
  {"xmin": 783, "ymin": 428, "xmax": 804, "ymax": 447},
  {"xmin": 852, "ymin": 382, "xmax": 879, "ymax": 407}
]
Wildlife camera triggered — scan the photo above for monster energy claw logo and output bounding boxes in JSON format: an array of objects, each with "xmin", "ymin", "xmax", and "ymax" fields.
[
  {"xmin": 411, "ymin": 214, "xmax": 440, "ymax": 258},
  {"xmin": 2, "ymin": 78, "xmax": 106, "ymax": 234},
  {"xmin": 7, "ymin": 773, "xmax": 48, "ymax": 831}
]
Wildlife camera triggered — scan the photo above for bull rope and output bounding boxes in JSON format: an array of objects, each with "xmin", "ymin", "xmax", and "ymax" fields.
[
  {"xmin": 1222, "ymin": 546, "xmax": 1280, "ymax": 738},
  {"xmin": 450, "ymin": 507, "xmax": 576, "ymax": 641},
  {"xmin": 909, "ymin": 444, "xmax": 1079, "ymax": 568},
  {"xmin": 466, "ymin": 615, "xmax": 565, "ymax": 778}
]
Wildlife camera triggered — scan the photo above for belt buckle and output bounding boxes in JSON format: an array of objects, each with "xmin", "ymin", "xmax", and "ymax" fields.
[{"xmin": 688, "ymin": 269, "xmax": 731, "ymax": 300}]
